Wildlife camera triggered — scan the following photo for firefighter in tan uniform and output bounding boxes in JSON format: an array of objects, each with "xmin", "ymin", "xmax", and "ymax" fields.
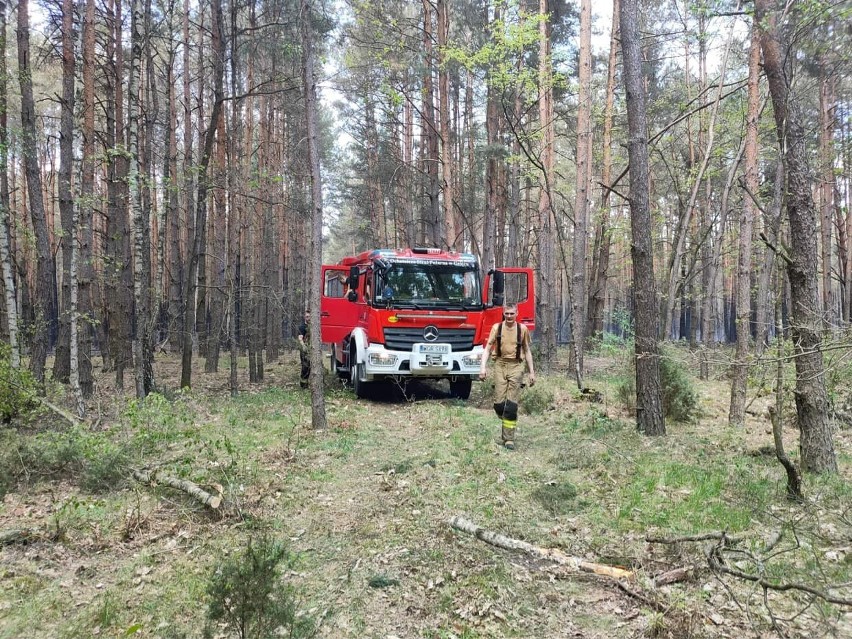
[{"xmin": 479, "ymin": 304, "xmax": 536, "ymax": 450}]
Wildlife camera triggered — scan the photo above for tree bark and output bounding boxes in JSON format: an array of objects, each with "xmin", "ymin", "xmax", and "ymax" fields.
[
  {"xmin": 128, "ymin": 0, "xmax": 150, "ymax": 399},
  {"xmin": 180, "ymin": 0, "xmax": 225, "ymax": 389},
  {"xmin": 570, "ymin": 0, "xmax": 592, "ymax": 375},
  {"xmin": 537, "ymin": 0, "xmax": 557, "ymax": 371},
  {"xmin": 756, "ymin": 0, "xmax": 836, "ymax": 473},
  {"xmin": 729, "ymin": 22, "xmax": 761, "ymax": 428},
  {"xmin": 17, "ymin": 0, "xmax": 57, "ymax": 385},
  {"xmin": 53, "ymin": 0, "xmax": 76, "ymax": 384},
  {"xmin": 421, "ymin": 0, "xmax": 441, "ymax": 247},
  {"xmin": 437, "ymin": 0, "xmax": 455, "ymax": 250},
  {"xmin": 619, "ymin": 0, "xmax": 665, "ymax": 435},
  {"xmin": 586, "ymin": 0, "xmax": 619, "ymax": 339},
  {"xmin": 105, "ymin": 0, "xmax": 133, "ymax": 387},
  {"xmin": 0, "ymin": 0, "xmax": 19, "ymax": 368},
  {"xmin": 481, "ymin": 2, "xmax": 500, "ymax": 274},
  {"xmin": 301, "ymin": 0, "xmax": 327, "ymax": 430},
  {"xmin": 818, "ymin": 59, "xmax": 835, "ymax": 329},
  {"xmin": 78, "ymin": 0, "xmax": 95, "ymax": 397}
]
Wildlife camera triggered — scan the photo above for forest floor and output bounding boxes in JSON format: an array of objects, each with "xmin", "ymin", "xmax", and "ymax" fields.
[{"xmin": 1, "ymin": 344, "xmax": 851, "ymax": 639}]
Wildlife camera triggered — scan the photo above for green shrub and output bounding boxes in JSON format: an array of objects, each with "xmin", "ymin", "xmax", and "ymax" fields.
[
  {"xmin": 9, "ymin": 426, "xmax": 132, "ymax": 492},
  {"xmin": 659, "ymin": 352, "xmax": 698, "ymax": 422},
  {"xmin": 0, "ymin": 343, "xmax": 39, "ymax": 422},
  {"xmin": 204, "ymin": 537, "xmax": 315, "ymax": 639},
  {"xmin": 520, "ymin": 385, "xmax": 554, "ymax": 415},
  {"xmin": 615, "ymin": 349, "xmax": 698, "ymax": 422}
]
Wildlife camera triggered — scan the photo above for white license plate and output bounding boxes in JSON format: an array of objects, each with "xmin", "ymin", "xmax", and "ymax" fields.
[{"xmin": 419, "ymin": 344, "xmax": 450, "ymax": 354}]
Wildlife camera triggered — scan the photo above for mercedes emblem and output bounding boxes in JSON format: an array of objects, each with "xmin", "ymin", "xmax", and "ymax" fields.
[{"xmin": 423, "ymin": 325, "xmax": 439, "ymax": 342}]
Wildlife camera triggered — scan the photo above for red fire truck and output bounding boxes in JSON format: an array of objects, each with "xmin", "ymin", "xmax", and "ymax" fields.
[{"xmin": 320, "ymin": 248, "xmax": 535, "ymax": 399}]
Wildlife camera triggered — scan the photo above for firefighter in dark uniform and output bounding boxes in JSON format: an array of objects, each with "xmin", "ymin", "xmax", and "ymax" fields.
[
  {"xmin": 297, "ymin": 310, "xmax": 311, "ymax": 389},
  {"xmin": 478, "ymin": 304, "xmax": 536, "ymax": 449}
]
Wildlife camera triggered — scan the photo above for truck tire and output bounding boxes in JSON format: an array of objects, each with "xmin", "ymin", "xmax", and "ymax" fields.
[
  {"xmin": 351, "ymin": 363, "xmax": 369, "ymax": 398},
  {"xmin": 331, "ymin": 345, "xmax": 346, "ymax": 379},
  {"xmin": 350, "ymin": 344, "xmax": 370, "ymax": 398},
  {"xmin": 449, "ymin": 378, "xmax": 472, "ymax": 400}
]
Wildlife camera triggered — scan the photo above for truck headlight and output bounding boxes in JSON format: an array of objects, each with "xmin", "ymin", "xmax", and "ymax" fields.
[
  {"xmin": 369, "ymin": 353, "xmax": 398, "ymax": 366},
  {"xmin": 462, "ymin": 354, "xmax": 482, "ymax": 366}
]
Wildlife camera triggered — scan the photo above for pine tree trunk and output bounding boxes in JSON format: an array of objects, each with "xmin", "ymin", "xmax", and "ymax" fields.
[
  {"xmin": 17, "ymin": 0, "xmax": 56, "ymax": 385},
  {"xmin": 754, "ymin": 161, "xmax": 784, "ymax": 352},
  {"xmin": 536, "ymin": 0, "xmax": 557, "ymax": 371},
  {"xmin": 586, "ymin": 0, "xmax": 618, "ymax": 339},
  {"xmin": 164, "ymin": 16, "xmax": 181, "ymax": 352},
  {"xmin": 620, "ymin": 0, "xmax": 664, "ymax": 435},
  {"xmin": 729, "ymin": 24, "xmax": 761, "ymax": 428},
  {"xmin": 179, "ymin": 0, "xmax": 194, "ymax": 351},
  {"xmin": 756, "ymin": 0, "xmax": 836, "ymax": 474},
  {"xmin": 78, "ymin": 0, "xmax": 95, "ymax": 398},
  {"xmin": 421, "ymin": 0, "xmax": 441, "ymax": 247},
  {"xmin": 205, "ymin": 105, "xmax": 226, "ymax": 374},
  {"xmin": 818, "ymin": 62, "xmax": 835, "ymax": 329},
  {"xmin": 437, "ymin": 0, "xmax": 454, "ymax": 250},
  {"xmin": 364, "ymin": 99, "xmax": 387, "ymax": 247},
  {"xmin": 180, "ymin": 0, "xmax": 224, "ymax": 389},
  {"xmin": 53, "ymin": 0, "xmax": 75, "ymax": 384},
  {"xmin": 301, "ymin": 0, "xmax": 327, "ymax": 430},
  {"xmin": 194, "ymin": 5, "xmax": 208, "ymax": 361},
  {"xmin": 105, "ymin": 0, "xmax": 132, "ymax": 388},
  {"xmin": 481, "ymin": 3, "xmax": 499, "ymax": 275}
]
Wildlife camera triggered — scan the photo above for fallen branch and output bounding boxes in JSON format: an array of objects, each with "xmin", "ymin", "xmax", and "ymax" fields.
[
  {"xmin": 36, "ymin": 396, "xmax": 86, "ymax": 428},
  {"xmin": 705, "ymin": 541, "xmax": 852, "ymax": 608},
  {"xmin": 132, "ymin": 470, "xmax": 222, "ymax": 509},
  {"xmin": 646, "ymin": 531, "xmax": 745, "ymax": 545},
  {"xmin": 650, "ymin": 530, "xmax": 852, "ymax": 608},
  {"xmin": 448, "ymin": 515, "xmax": 632, "ymax": 580}
]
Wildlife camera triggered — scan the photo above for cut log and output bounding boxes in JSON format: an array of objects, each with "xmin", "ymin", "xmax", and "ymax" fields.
[
  {"xmin": 448, "ymin": 515, "xmax": 632, "ymax": 580},
  {"xmin": 132, "ymin": 470, "xmax": 222, "ymax": 509}
]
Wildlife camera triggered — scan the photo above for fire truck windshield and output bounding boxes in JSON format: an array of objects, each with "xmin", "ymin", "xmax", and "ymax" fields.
[{"xmin": 373, "ymin": 260, "xmax": 482, "ymax": 309}]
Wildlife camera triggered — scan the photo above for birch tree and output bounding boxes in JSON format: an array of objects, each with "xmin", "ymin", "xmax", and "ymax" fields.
[
  {"xmin": 0, "ymin": 0, "xmax": 18, "ymax": 369},
  {"xmin": 571, "ymin": 0, "xmax": 592, "ymax": 377}
]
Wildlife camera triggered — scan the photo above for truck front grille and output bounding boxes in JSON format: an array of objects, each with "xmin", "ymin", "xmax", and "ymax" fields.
[{"xmin": 383, "ymin": 327, "xmax": 475, "ymax": 352}]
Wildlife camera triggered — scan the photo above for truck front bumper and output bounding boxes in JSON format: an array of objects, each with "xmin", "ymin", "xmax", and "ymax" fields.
[{"xmin": 361, "ymin": 343, "xmax": 484, "ymax": 380}]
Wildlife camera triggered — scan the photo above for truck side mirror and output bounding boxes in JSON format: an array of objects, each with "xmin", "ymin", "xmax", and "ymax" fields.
[
  {"xmin": 492, "ymin": 270, "xmax": 505, "ymax": 307},
  {"xmin": 347, "ymin": 266, "xmax": 360, "ymax": 302}
]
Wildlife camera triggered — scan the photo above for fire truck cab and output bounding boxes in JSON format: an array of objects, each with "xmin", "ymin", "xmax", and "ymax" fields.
[{"xmin": 320, "ymin": 248, "xmax": 535, "ymax": 399}]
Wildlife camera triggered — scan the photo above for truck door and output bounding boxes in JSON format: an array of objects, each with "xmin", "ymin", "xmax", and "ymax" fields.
[
  {"xmin": 498, "ymin": 268, "xmax": 536, "ymax": 331},
  {"xmin": 320, "ymin": 266, "xmax": 360, "ymax": 344}
]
